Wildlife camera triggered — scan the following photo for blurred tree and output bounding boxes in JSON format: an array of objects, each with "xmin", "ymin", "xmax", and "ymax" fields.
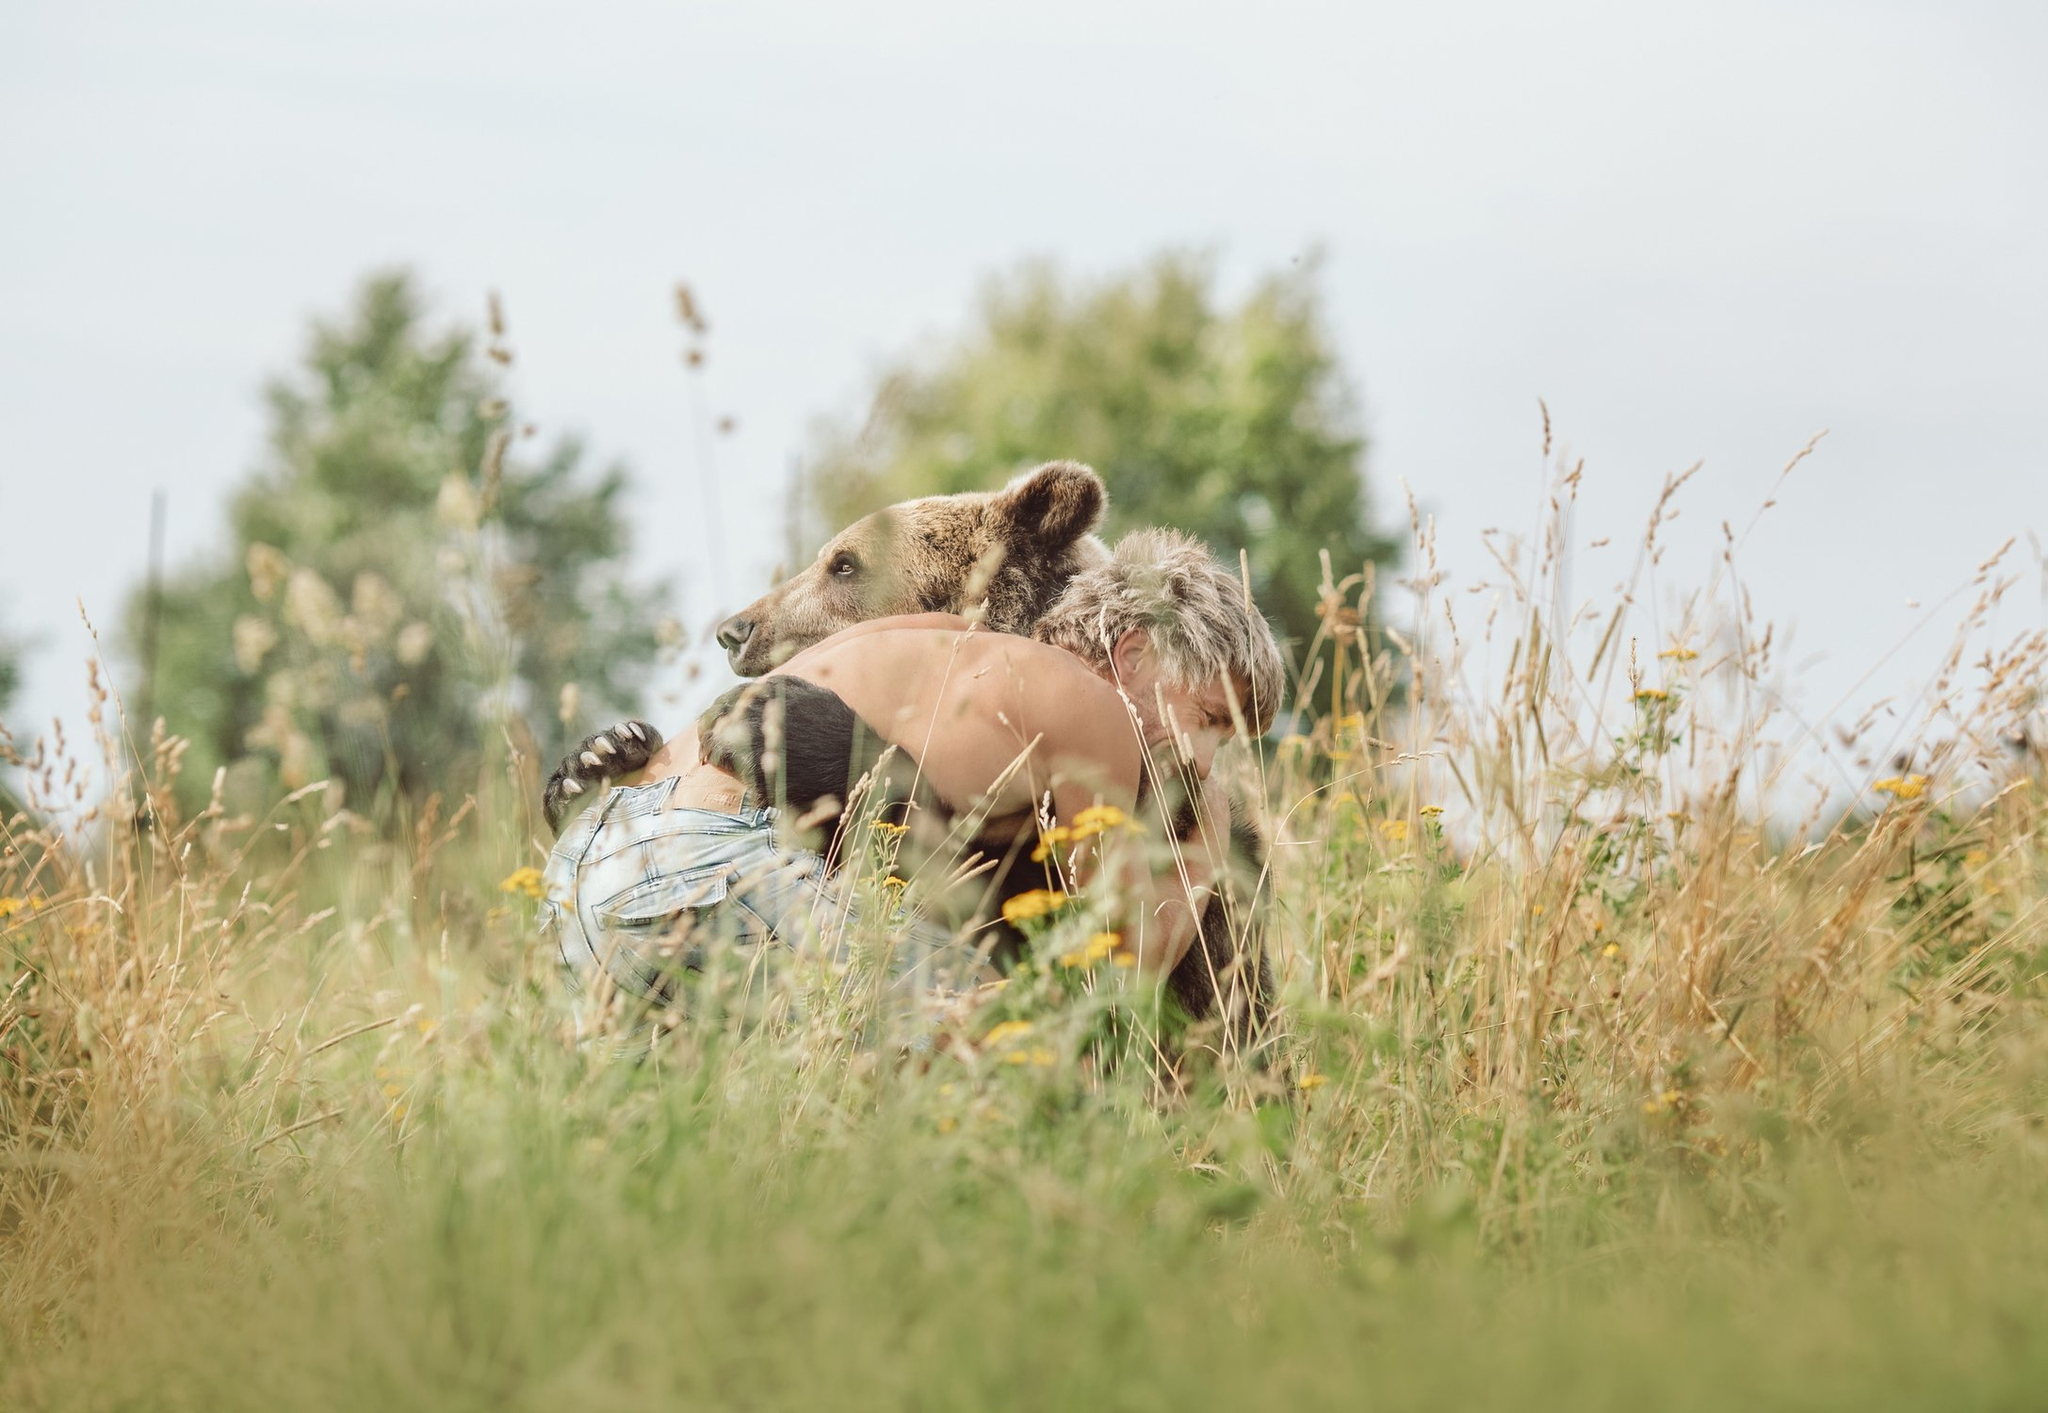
[
  {"xmin": 128, "ymin": 273, "xmax": 670, "ymax": 821},
  {"xmin": 800, "ymin": 253, "xmax": 1398, "ymax": 671},
  {"xmin": 0, "ymin": 626, "xmax": 21, "ymax": 815},
  {"xmin": 0, "ymin": 632, "xmax": 19, "ymax": 724}
]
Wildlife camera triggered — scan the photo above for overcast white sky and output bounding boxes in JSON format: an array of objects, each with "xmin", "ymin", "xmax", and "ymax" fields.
[{"xmin": 4, "ymin": 0, "xmax": 2045, "ymax": 792}]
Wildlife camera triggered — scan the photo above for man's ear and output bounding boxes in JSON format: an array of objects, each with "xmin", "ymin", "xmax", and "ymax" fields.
[
  {"xmin": 1110, "ymin": 627, "xmax": 1152, "ymax": 683},
  {"xmin": 992, "ymin": 461, "xmax": 1106, "ymax": 547}
]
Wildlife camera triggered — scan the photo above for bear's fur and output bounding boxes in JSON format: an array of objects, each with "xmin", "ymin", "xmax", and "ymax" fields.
[
  {"xmin": 547, "ymin": 461, "xmax": 1275, "ymax": 1059},
  {"xmin": 715, "ymin": 461, "xmax": 1111, "ymax": 676}
]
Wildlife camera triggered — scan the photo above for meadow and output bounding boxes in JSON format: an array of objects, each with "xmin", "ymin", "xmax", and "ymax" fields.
[{"xmin": 5, "ymin": 474, "xmax": 2047, "ymax": 1412}]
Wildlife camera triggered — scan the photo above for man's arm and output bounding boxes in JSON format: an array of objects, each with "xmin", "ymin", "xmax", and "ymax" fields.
[{"xmin": 1097, "ymin": 772, "xmax": 1228, "ymax": 976}]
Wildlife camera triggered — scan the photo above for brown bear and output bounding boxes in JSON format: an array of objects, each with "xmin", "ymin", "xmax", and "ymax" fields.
[
  {"xmin": 715, "ymin": 460, "xmax": 1112, "ymax": 675},
  {"xmin": 544, "ymin": 461, "xmax": 1275, "ymax": 1057}
]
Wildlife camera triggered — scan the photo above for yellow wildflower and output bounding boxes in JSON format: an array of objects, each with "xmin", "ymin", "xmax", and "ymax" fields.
[
  {"xmin": 498, "ymin": 866, "xmax": 545, "ymax": 900},
  {"xmin": 1873, "ymin": 774, "xmax": 1928, "ymax": 801},
  {"xmin": 1070, "ymin": 804, "xmax": 1138, "ymax": 839},
  {"xmin": 1005, "ymin": 1047, "xmax": 1058, "ymax": 1068},
  {"xmin": 1420, "ymin": 805, "xmax": 1444, "ymax": 818},
  {"xmin": 1111, "ymin": 953, "xmax": 1137, "ymax": 968},
  {"xmin": 1296, "ymin": 1072, "xmax": 1329, "ymax": 1092},
  {"xmin": 1602, "ymin": 942, "xmax": 1621, "ymax": 958},
  {"xmin": 871, "ymin": 821, "xmax": 909, "ymax": 837},
  {"xmin": 882, "ymin": 875, "xmax": 909, "ymax": 891},
  {"xmin": 1634, "ymin": 686, "xmax": 1669, "ymax": 702},
  {"xmin": 1658, "ymin": 643, "xmax": 1700, "ymax": 662},
  {"xmin": 982, "ymin": 1020, "xmax": 1035, "ymax": 1048},
  {"xmin": 1964, "ymin": 849, "xmax": 1990, "ymax": 869},
  {"xmin": 1000, "ymin": 889, "xmax": 1068, "ymax": 924},
  {"xmin": 0, "ymin": 897, "xmax": 22, "ymax": 920},
  {"xmin": 1030, "ymin": 825, "xmax": 1072, "ymax": 862},
  {"xmin": 382, "ymin": 1082, "xmax": 403, "ymax": 1099},
  {"xmin": 1058, "ymin": 932, "xmax": 1122, "ymax": 969},
  {"xmin": 1377, "ymin": 819, "xmax": 1409, "ymax": 844},
  {"xmin": 1336, "ymin": 713, "xmax": 1365, "ymax": 734}
]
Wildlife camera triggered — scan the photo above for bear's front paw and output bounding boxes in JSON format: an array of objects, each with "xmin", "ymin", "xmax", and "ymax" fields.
[{"xmin": 542, "ymin": 720, "xmax": 665, "ymax": 834}]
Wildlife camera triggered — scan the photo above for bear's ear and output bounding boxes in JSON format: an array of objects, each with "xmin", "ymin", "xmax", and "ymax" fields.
[{"xmin": 992, "ymin": 461, "xmax": 1106, "ymax": 547}]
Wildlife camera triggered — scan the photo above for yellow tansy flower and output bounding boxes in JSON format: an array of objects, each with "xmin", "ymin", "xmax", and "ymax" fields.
[
  {"xmin": 871, "ymin": 821, "xmax": 910, "ymax": 837},
  {"xmin": 1070, "ymin": 804, "xmax": 1137, "ymax": 839},
  {"xmin": 0, "ymin": 897, "xmax": 22, "ymax": 920},
  {"xmin": 1001, "ymin": 889, "xmax": 1068, "ymax": 924},
  {"xmin": 982, "ymin": 1020, "xmax": 1035, "ymax": 1048},
  {"xmin": 498, "ymin": 866, "xmax": 545, "ymax": 900},
  {"xmin": 1377, "ymin": 819, "xmax": 1409, "ymax": 843},
  {"xmin": 1296, "ymin": 1072, "xmax": 1329, "ymax": 1092},
  {"xmin": 1058, "ymin": 932, "xmax": 1122, "ymax": 969},
  {"xmin": 1030, "ymin": 825, "xmax": 1072, "ymax": 862},
  {"xmin": 1634, "ymin": 686, "xmax": 1669, "ymax": 702},
  {"xmin": 1873, "ymin": 774, "xmax": 1928, "ymax": 801},
  {"xmin": 1658, "ymin": 643, "xmax": 1700, "ymax": 661},
  {"xmin": 1420, "ymin": 805, "xmax": 1444, "ymax": 818}
]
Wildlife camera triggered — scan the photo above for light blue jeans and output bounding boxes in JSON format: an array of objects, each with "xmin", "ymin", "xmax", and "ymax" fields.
[{"xmin": 538, "ymin": 776, "xmax": 974, "ymax": 1009}]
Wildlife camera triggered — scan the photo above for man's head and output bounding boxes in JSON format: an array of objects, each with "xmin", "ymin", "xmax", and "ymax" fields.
[
  {"xmin": 716, "ymin": 461, "xmax": 1109, "ymax": 675},
  {"xmin": 1034, "ymin": 528, "xmax": 1286, "ymax": 777}
]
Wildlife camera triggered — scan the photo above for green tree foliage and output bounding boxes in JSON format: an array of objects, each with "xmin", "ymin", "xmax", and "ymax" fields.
[
  {"xmin": 131, "ymin": 273, "xmax": 669, "ymax": 820},
  {"xmin": 801, "ymin": 253, "xmax": 1398, "ymax": 665},
  {"xmin": 0, "ymin": 632, "xmax": 19, "ymax": 724},
  {"xmin": 0, "ymin": 625, "xmax": 23, "ymax": 822}
]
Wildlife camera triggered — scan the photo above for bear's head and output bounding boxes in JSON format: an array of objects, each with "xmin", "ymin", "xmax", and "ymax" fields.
[{"xmin": 715, "ymin": 460, "xmax": 1111, "ymax": 675}]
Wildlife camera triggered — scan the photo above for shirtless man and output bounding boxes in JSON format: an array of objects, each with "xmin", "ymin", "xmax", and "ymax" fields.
[{"xmin": 539, "ymin": 530, "xmax": 1284, "ymax": 1004}]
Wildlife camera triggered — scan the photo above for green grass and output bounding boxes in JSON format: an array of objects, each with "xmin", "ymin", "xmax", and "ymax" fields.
[{"xmin": 8, "ymin": 519, "xmax": 2048, "ymax": 1410}]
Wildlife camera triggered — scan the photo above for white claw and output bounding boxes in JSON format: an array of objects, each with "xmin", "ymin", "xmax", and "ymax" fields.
[
  {"xmin": 562, "ymin": 778, "xmax": 584, "ymax": 796},
  {"xmin": 593, "ymin": 735, "xmax": 617, "ymax": 756},
  {"xmin": 581, "ymin": 751, "xmax": 603, "ymax": 769},
  {"xmin": 623, "ymin": 722, "xmax": 645, "ymax": 741}
]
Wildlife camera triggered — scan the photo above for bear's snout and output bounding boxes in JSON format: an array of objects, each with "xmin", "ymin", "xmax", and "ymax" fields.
[{"xmin": 716, "ymin": 612, "xmax": 756, "ymax": 661}]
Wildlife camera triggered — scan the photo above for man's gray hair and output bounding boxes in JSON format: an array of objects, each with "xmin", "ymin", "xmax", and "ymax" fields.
[{"xmin": 1034, "ymin": 528, "xmax": 1286, "ymax": 734}]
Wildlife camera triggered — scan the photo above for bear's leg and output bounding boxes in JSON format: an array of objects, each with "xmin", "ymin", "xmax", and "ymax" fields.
[{"xmin": 542, "ymin": 720, "xmax": 665, "ymax": 834}]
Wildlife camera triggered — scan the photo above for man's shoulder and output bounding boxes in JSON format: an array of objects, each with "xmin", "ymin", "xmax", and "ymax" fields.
[{"xmin": 964, "ymin": 634, "xmax": 1114, "ymax": 692}]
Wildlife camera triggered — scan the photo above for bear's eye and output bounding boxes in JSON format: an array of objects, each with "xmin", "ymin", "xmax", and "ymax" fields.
[{"xmin": 828, "ymin": 552, "xmax": 861, "ymax": 580}]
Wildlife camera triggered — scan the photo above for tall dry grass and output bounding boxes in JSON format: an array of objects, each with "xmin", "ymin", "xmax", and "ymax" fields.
[{"xmin": 3, "ymin": 445, "xmax": 2047, "ymax": 1409}]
